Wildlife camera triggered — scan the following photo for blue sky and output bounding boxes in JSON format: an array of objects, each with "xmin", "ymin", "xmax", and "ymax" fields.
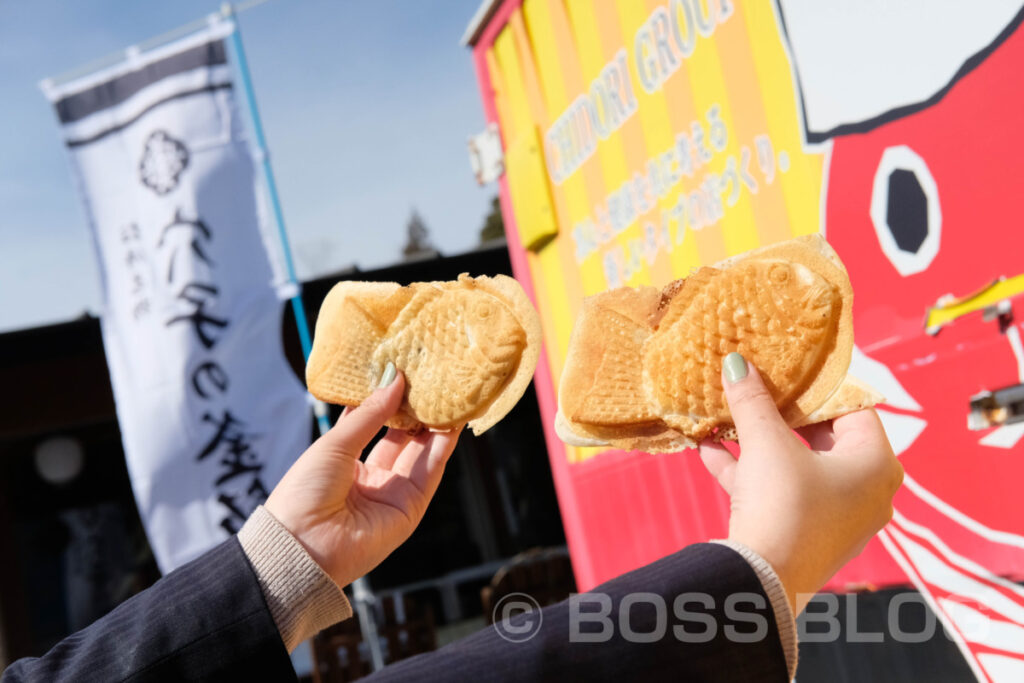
[{"xmin": 0, "ymin": 0, "xmax": 493, "ymax": 332}]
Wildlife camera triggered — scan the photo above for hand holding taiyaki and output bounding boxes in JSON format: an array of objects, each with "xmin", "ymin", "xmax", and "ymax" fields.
[
  {"xmin": 267, "ymin": 370, "xmax": 463, "ymax": 604},
  {"xmin": 307, "ymin": 273, "xmax": 541, "ymax": 435},
  {"xmin": 557, "ymin": 235, "xmax": 883, "ymax": 452},
  {"xmin": 700, "ymin": 355, "xmax": 902, "ymax": 615}
]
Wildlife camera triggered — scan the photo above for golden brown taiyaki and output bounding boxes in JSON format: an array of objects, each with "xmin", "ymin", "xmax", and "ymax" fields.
[
  {"xmin": 556, "ymin": 235, "xmax": 882, "ymax": 452},
  {"xmin": 307, "ymin": 273, "xmax": 541, "ymax": 434}
]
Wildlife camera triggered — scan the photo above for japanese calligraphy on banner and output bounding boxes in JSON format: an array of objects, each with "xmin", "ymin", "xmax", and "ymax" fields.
[{"xmin": 43, "ymin": 20, "xmax": 311, "ymax": 572}]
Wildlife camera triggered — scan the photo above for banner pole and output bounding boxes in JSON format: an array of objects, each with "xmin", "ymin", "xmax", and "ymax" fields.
[
  {"xmin": 218, "ymin": 5, "xmax": 331, "ymax": 436},
  {"xmin": 220, "ymin": 3, "xmax": 386, "ymax": 672}
]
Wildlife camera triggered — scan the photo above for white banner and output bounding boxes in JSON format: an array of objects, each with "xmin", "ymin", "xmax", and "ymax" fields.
[{"xmin": 43, "ymin": 21, "xmax": 312, "ymax": 572}]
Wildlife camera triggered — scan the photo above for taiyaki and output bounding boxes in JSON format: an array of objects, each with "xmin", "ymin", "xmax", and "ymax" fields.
[
  {"xmin": 307, "ymin": 273, "xmax": 541, "ymax": 434},
  {"xmin": 556, "ymin": 235, "xmax": 883, "ymax": 452}
]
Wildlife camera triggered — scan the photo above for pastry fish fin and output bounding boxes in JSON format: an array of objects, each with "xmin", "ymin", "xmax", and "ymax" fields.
[
  {"xmin": 573, "ymin": 306, "xmax": 658, "ymax": 427},
  {"xmin": 791, "ymin": 374, "xmax": 885, "ymax": 427},
  {"xmin": 312, "ymin": 297, "xmax": 387, "ymax": 404},
  {"xmin": 358, "ymin": 287, "xmax": 416, "ymax": 330},
  {"xmin": 656, "ymin": 267, "xmax": 715, "ymax": 330},
  {"xmin": 445, "ymin": 359, "xmax": 485, "ymax": 416}
]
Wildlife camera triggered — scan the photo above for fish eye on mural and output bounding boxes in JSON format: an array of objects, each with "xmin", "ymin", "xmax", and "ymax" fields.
[{"xmin": 869, "ymin": 145, "xmax": 941, "ymax": 277}]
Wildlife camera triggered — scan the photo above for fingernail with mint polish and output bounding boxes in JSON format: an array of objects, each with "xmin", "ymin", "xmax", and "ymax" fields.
[
  {"xmin": 379, "ymin": 361, "xmax": 397, "ymax": 388},
  {"xmin": 723, "ymin": 352, "xmax": 748, "ymax": 384}
]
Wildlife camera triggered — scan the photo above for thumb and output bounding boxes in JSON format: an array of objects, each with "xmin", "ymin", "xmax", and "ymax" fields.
[
  {"xmin": 318, "ymin": 366, "xmax": 406, "ymax": 461},
  {"xmin": 721, "ymin": 352, "xmax": 792, "ymax": 447}
]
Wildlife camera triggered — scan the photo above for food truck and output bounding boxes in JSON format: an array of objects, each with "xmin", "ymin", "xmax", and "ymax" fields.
[{"xmin": 465, "ymin": 1, "xmax": 1024, "ymax": 679}]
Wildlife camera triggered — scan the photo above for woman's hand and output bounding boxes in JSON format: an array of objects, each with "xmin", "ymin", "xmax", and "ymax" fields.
[
  {"xmin": 699, "ymin": 353, "xmax": 903, "ymax": 614},
  {"xmin": 266, "ymin": 368, "xmax": 461, "ymax": 588}
]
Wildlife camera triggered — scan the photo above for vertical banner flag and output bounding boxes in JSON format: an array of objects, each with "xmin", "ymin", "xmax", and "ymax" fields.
[{"xmin": 42, "ymin": 19, "xmax": 311, "ymax": 572}]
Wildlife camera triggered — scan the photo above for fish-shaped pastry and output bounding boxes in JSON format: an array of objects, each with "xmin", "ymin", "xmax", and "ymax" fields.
[
  {"xmin": 556, "ymin": 235, "xmax": 883, "ymax": 452},
  {"xmin": 307, "ymin": 273, "xmax": 541, "ymax": 434}
]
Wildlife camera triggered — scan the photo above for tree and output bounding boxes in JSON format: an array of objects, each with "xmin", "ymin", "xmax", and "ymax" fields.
[
  {"xmin": 478, "ymin": 195, "xmax": 505, "ymax": 244},
  {"xmin": 401, "ymin": 209, "xmax": 438, "ymax": 260}
]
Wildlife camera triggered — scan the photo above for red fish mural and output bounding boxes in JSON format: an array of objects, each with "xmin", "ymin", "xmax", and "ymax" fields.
[{"xmin": 779, "ymin": 1, "xmax": 1024, "ymax": 678}]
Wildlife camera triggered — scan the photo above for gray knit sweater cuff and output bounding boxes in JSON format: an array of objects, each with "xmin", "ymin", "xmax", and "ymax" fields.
[
  {"xmin": 712, "ymin": 540, "xmax": 798, "ymax": 679},
  {"xmin": 238, "ymin": 505, "xmax": 353, "ymax": 652}
]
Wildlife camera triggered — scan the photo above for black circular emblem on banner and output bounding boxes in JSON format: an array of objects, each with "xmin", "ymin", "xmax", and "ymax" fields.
[{"xmin": 139, "ymin": 130, "xmax": 189, "ymax": 195}]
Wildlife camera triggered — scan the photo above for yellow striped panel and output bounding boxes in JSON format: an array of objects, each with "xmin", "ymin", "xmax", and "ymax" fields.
[
  {"xmin": 634, "ymin": 2, "xmax": 704, "ymax": 278},
  {"xmin": 564, "ymin": 0, "xmax": 631, "ymax": 220},
  {"xmin": 499, "ymin": 13, "xmax": 578, "ymax": 371},
  {"xmin": 713, "ymin": 1, "xmax": 792, "ymax": 246},
  {"xmin": 492, "ymin": 28, "xmax": 532, "ymax": 140},
  {"xmin": 520, "ymin": 0, "xmax": 595, "ymax": 311},
  {"xmin": 564, "ymin": 0, "xmax": 651, "ymax": 293},
  {"xmin": 592, "ymin": 0, "xmax": 707, "ymax": 284},
  {"xmin": 523, "ymin": 0, "xmax": 621, "ymax": 464},
  {"xmin": 504, "ymin": 127, "xmax": 559, "ymax": 250},
  {"xmin": 485, "ymin": 49, "xmax": 513, "ymax": 150},
  {"xmin": 743, "ymin": 2, "xmax": 824, "ymax": 238},
  {"xmin": 508, "ymin": 11, "xmax": 548, "ymax": 130},
  {"xmin": 486, "ymin": 1, "xmax": 829, "ymax": 463},
  {"xmin": 606, "ymin": 0, "xmax": 679, "ymax": 286},
  {"xmin": 590, "ymin": 1, "xmax": 657, "ymax": 288},
  {"xmin": 663, "ymin": 0, "xmax": 759, "ymax": 260},
  {"xmin": 490, "ymin": 23, "xmax": 565, "ymax": 368},
  {"xmin": 507, "ymin": 4, "xmax": 577, "ymax": 391},
  {"xmin": 632, "ymin": 0, "xmax": 730, "ymax": 268},
  {"xmin": 610, "ymin": 0, "xmax": 676, "ymax": 287},
  {"xmin": 533, "ymin": 0, "xmax": 610, "ymax": 299}
]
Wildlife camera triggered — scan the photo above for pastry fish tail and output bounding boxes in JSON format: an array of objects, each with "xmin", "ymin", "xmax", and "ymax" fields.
[
  {"xmin": 572, "ymin": 305, "xmax": 658, "ymax": 427},
  {"xmin": 313, "ymin": 297, "xmax": 387, "ymax": 405}
]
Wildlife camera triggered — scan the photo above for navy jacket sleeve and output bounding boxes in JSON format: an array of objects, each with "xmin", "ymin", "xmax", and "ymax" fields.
[
  {"xmin": 1, "ymin": 537, "xmax": 296, "ymax": 683},
  {"xmin": 369, "ymin": 543, "xmax": 789, "ymax": 683}
]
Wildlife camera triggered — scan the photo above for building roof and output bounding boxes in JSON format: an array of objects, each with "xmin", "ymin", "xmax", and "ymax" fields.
[{"xmin": 461, "ymin": 0, "xmax": 503, "ymax": 47}]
